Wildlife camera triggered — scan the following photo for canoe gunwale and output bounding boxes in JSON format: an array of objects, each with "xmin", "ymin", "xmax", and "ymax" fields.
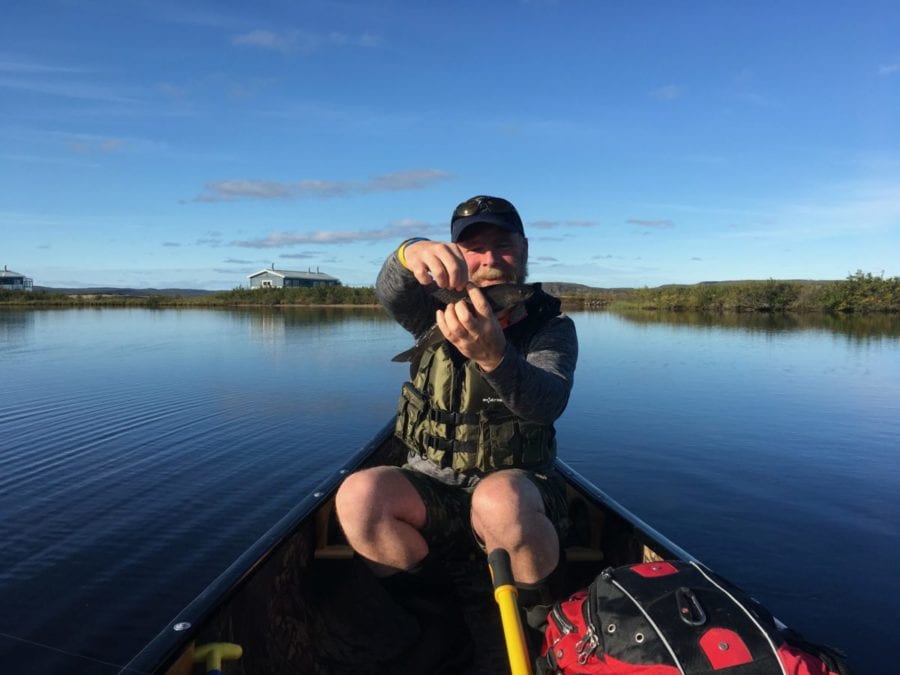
[{"xmin": 119, "ymin": 420, "xmax": 397, "ymax": 674}]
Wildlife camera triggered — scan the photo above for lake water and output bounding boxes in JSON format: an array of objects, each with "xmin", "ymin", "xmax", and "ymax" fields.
[{"xmin": 1, "ymin": 307, "xmax": 898, "ymax": 674}]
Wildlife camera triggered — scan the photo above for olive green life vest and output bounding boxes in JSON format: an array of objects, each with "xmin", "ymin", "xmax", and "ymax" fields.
[{"xmin": 394, "ymin": 290, "xmax": 560, "ymax": 474}]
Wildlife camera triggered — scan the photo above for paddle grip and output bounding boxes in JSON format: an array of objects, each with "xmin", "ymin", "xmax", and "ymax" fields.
[{"xmin": 488, "ymin": 548, "xmax": 515, "ymax": 589}]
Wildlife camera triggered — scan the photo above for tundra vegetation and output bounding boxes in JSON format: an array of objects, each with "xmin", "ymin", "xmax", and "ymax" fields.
[
  {"xmin": 2, "ymin": 271, "xmax": 898, "ymax": 314},
  {"xmin": 554, "ymin": 271, "xmax": 900, "ymax": 314}
]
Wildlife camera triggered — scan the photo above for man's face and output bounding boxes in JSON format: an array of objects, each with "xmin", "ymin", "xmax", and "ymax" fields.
[{"xmin": 456, "ymin": 224, "xmax": 528, "ymax": 286}]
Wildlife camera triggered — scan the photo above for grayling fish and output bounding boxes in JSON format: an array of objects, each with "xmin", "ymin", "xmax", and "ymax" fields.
[{"xmin": 391, "ymin": 282, "xmax": 538, "ymax": 363}]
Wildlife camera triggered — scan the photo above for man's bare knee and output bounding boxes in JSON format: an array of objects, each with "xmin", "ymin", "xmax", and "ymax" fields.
[
  {"xmin": 472, "ymin": 471, "xmax": 540, "ymax": 522},
  {"xmin": 335, "ymin": 466, "xmax": 430, "ymax": 573},
  {"xmin": 335, "ymin": 467, "xmax": 426, "ymax": 536},
  {"xmin": 335, "ymin": 469, "xmax": 375, "ymax": 526},
  {"xmin": 471, "ymin": 471, "xmax": 558, "ymax": 582}
]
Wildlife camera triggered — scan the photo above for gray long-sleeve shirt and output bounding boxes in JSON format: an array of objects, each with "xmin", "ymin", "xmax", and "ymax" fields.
[{"xmin": 376, "ymin": 252, "xmax": 578, "ymax": 426}]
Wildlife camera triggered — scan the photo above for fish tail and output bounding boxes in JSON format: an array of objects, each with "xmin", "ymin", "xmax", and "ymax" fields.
[{"xmin": 391, "ymin": 346, "xmax": 418, "ymax": 362}]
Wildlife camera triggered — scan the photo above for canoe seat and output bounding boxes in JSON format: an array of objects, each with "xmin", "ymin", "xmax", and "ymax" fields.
[
  {"xmin": 565, "ymin": 546, "xmax": 604, "ymax": 562},
  {"xmin": 313, "ymin": 497, "xmax": 605, "ymax": 562},
  {"xmin": 314, "ymin": 498, "xmax": 355, "ymax": 559}
]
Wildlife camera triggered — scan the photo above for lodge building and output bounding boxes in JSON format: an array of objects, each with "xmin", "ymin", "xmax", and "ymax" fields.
[
  {"xmin": 0, "ymin": 266, "xmax": 33, "ymax": 291},
  {"xmin": 248, "ymin": 266, "xmax": 340, "ymax": 289}
]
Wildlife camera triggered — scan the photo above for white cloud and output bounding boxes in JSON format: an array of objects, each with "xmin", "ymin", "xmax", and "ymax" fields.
[
  {"xmin": 196, "ymin": 232, "xmax": 224, "ymax": 246},
  {"xmin": 279, "ymin": 252, "xmax": 319, "ymax": 259},
  {"xmin": 651, "ymin": 84, "xmax": 682, "ymax": 101},
  {"xmin": 878, "ymin": 63, "xmax": 900, "ymax": 75},
  {"xmin": 0, "ymin": 77, "xmax": 138, "ymax": 104},
  {"xmin": 232, "ymin": 29, "xmax": 297, "ymax": 52},
  {"xmin": 627, "ymin": 219, "xmax": 674, "ymax": 229},
  {"xmin": 232, "ymin": 220, "xmax": 443, "ymax": 248},
  {"xmin": 194, "ymin": 169, "xmax": 452, "ymax": 202},
  {"xmin": 529, "ymin": 219, "xmax": 599, "ymax": 230},
  {"xmin": 0, "ymin": 59, "xmax": 88, "ymax": 74},
  {"xmin": 148, "ymin": 2, "xmax": 247, "ymax": 30},
  {"xmin": 232, "ymin": 29, "xmax": 381, "ymax": 53},
  {"xmin": 1, "ymin": 153, "xmax": 100, "ymax": 168},
  {"xmin": 67, "ymin": 137, "xmax": 128, "ymax": 154}
]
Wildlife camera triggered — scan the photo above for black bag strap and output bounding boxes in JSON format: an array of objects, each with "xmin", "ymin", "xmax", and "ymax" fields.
[{"xmin": 598, "ymin": 561, "xmax": 786, "ymax": 674}]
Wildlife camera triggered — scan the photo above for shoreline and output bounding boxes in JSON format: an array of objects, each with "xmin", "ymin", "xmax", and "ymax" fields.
[{"xmin": 2, "ymin": 273, "xmax": 898, "ymax": 314}]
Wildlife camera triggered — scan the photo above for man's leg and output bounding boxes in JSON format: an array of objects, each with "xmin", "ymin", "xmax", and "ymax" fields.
[
  {"xmin": 334, "ymin": 465, "xmax": 428, "ymax": 576},
  {"xmin": 336, "ymin": 466, "xmax": 473, "ymax": 672},
  {"xmin": 471, "ymin": 469, "xmax": 568, "ymax": 650},
  {"xmin": 470, "ymin": 469, "xmax": 560, "ymax": 583}
]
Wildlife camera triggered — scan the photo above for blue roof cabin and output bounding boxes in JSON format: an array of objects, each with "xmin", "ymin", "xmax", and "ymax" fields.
[
  {"xmin": 248, "ymin": 266, "xmax": 341, "ymax": 289},
  {"xmin": 0, "ymin": 266, "xmax": 33, "ymax": 291}
]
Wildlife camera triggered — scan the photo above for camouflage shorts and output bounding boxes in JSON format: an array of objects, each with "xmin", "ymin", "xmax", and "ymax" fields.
[{"xmin": 399, "ymin": 466, "xmax": 570, "ymax": 559}]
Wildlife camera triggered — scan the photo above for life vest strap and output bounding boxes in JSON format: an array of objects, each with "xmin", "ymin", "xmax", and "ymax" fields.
[
  {"xmin": 421, "ymin": 433, "xmax": 477, "ymax": 454},
  {"xmin": 427, "ymin": 408, "xmax": 479, "ymax": 426}
]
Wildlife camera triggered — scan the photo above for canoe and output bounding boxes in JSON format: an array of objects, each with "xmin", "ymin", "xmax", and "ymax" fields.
[{"xmin": 121, "ymin": 419, "xmax": 698, "ymax": 674}]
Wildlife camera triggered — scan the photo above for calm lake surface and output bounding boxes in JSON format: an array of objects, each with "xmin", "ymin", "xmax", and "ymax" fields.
[{"xmin": 1, "ymin": 307, "xmax": 898, "ymax": 674}]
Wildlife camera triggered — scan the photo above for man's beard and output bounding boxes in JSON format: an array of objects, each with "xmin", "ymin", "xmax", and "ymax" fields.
[{"xmin": 471, "ymin": 257, "xmax": 528, "ymax": 285}]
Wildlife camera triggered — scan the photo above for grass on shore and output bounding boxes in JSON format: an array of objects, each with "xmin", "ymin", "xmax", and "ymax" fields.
[
  {"xmin": 0, "ymin": 285, "xmax": 379, "ymax": 308},
  {"xmin": 592, "ymin": 271, "xmax": 900, "ymax": 314},
  {"xmin": 2, "ymin": 271, "xmax": 898, "ymax": 314},
  {"xmin": 551, "ymin": 271, "xmax": 899, "ymax": 314}
]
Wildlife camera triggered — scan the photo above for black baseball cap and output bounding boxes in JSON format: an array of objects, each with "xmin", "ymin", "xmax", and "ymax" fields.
[{"xmin": 450, "ymin": 195, "xmax": 525, "ymax": 243}]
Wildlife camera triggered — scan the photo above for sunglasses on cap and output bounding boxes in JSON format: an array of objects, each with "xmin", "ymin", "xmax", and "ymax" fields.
[{"xmin": 452, "ymin": 196, "xmax": 518, "ymax": 222}]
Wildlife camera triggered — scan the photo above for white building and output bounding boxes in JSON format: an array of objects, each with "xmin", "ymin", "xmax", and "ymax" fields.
[
  {"xmin": 0, "ymin": 266, "xmax": 33, "ymax": 291},
  {"xmin": 247, "ymin": 266, "xmax": 341, "ymax": 289}
]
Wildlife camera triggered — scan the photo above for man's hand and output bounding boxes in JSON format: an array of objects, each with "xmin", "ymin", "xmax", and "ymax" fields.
[
  {"xmin": 402, "ymin": 240, "xmax": 468, "ymax": 291},
  {"xmin": 436, "ymin": 286, "xmax": 507, "ymax": 372}
]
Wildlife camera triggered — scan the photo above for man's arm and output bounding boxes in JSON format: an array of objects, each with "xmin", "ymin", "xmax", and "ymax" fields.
[
  {"xmin": 481, "ymin": 316, "xmax": 578, "ymax": 425},
  {"xmin": 376, "ymin": 238, "xmax": 471, "ymax": 339},
  {"xmin": 375, "ymin": 252, "xmax": 437, "ymax": 339}
]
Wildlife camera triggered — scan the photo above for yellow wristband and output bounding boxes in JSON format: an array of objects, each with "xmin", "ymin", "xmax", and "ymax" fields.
[{"xmin": 396, "ymin": 237, "xmax": 429, "ymax": 269}]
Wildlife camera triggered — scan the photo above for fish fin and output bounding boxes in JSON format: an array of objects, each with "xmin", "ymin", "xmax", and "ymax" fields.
[
  {"xmin": 391, "ymin": 346, "xmax": 419, "ymax": 362},
  {"xmin": 391, "ymin": 325, "xmax": 440, "ymax": 362}
]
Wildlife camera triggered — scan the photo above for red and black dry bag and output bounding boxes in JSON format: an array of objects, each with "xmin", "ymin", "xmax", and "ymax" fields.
[{"xmin": 538, "ymin": 560, "xmax": 851, "ymax": 675}]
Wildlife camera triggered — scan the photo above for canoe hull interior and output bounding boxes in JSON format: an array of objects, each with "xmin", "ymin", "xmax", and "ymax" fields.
[{"xmin": 126, "ymin": 425, "xmax": 690, "ymax": 674}]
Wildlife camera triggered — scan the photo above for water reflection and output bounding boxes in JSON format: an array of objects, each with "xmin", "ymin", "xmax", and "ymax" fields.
[
  {"xmin": 224, "ymin": 306, "xmax": 390, "ymax": 331},
  {"xmin": 231, "ymin": 306, "xmax": 399, "ymax": 356},
  {"xmin": 608, "ymin": 308, "xmax": 900, "ymax": 340},
  {"xmin": 0, "ymin": 310, "xmax": 36, "ymax": 349},
  {"xmin": 280, "ymin": 306, "xmax": 391, "ymax": 329}
]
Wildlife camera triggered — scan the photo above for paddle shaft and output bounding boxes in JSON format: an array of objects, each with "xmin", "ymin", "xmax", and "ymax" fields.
[{"xmin": 488, "ymin": 549, "xmax": 533, "ymax": 675}]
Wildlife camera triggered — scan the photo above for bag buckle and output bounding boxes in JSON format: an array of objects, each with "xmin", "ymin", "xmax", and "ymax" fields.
[
  {"xmin": 575, "ymin": 627, "xmax": 599, "ymax": 664},
  {"xmin": 676, "ymin": 586, "xmax": 707, "ymax": 626}
]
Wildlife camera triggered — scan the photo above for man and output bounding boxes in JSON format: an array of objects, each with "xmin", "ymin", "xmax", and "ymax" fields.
[{"xmin": 335, "ymin": 195, "xmax": 577, "ymax": 669}]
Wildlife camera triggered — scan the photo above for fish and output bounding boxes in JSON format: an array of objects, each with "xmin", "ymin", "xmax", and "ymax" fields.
[{"xmin": 391, "ymin": 282, "xmax": 538, "ymax": 363}]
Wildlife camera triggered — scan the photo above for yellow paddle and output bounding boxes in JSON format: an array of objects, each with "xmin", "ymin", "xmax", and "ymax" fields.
[
  {"xmin": 193, "ymin": 642, "xmax": 242, "ymax": 674},
  {"xmin": 488, "ymin": 548, "xmax": 534, "ymax": 675}
]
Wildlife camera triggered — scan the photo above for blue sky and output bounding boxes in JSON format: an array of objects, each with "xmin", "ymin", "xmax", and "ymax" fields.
[{"xmin": 2, "ymin": 1, "xmax": 899, "ymax": 289}]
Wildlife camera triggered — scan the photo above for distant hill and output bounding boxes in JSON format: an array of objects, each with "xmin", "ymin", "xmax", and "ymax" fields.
[
  {"xmin": 34, "ymin": 286, "xmax": 216, "ymax": 297},
  {"xmin": 670, "ymin": 279, "xmax": 837, "ymax": 287},
  {"xmin": 543, "ymin": 280, "xmax": 843, "ymax": 294},
  {"xmin": 539, "ymin": 281, "xmax": 633, "ymax": 296}
]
